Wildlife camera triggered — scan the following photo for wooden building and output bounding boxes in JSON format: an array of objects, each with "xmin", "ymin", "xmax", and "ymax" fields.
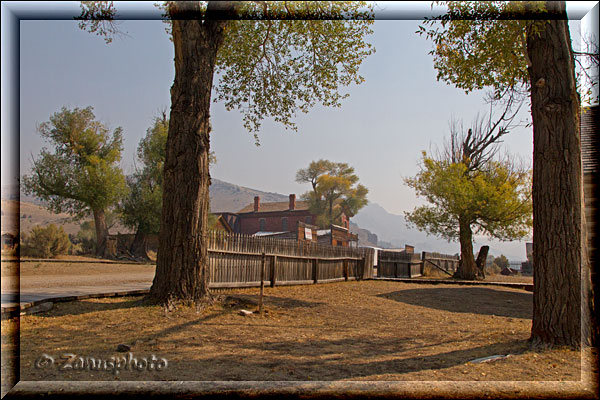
[
  {"xmin": 1, "ymin": 232, "xmax": 18, "ymax": 250},
  {"xmin": 214, "ymin": 214, "xmax": 234, "ymax": 233},
  {"xmin": 316, "ymin": 224, "xmax": 359, "ymax": 247}
]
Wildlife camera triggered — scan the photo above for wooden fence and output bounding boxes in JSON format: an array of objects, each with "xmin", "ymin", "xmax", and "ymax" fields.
[
  {"xmin": 375, "ymin": 250, "xmax": 460, "ymax": 278},
  {"xmin": 376, "ymin": 250, "xmax": 422, "ymax": 278},
  {"xmin": 421, "ymin": 251, "xmax": 460, "ymax": 275},
  {"xmin": 206, "ymin": 230, "xmax": 374, "ymax": 288}
]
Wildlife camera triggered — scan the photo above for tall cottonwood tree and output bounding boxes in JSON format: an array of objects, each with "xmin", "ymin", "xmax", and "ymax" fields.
[
  {"xmin": 419, "ymin": 1, "xmax": 592, "ymax": 348},
  {"xmin": 79, "ymin": 1, "xmax": 375, "ymax": 306},
  {"xmin": 296, "ymin": 160, "xmax": 369, "ymax": 228},
  {"xmin": 22, "ymin": 106, "xmax": 126, "ymax": 257}
]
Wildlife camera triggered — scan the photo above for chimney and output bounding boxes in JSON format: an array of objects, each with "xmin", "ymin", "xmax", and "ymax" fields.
[
  {"xmin": 289, "ymin": 194, "xmax": 296, "ymax": 210},
  {"xmin": 254, "ymin": 196, "xmax": 260, "ymax": 212}
]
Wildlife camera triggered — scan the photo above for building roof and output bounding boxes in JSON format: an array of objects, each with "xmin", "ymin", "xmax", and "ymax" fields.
[
  {"xmin": 582, "ymin": 105, "xmax": 598, "ymax": 174},
  {"xmin": 237, "ymin": 200, "xmax": 311, "ymax": 213},
  {"xmin": 253, "ymin": 231, "xmax": 289, "ymax": 237}
]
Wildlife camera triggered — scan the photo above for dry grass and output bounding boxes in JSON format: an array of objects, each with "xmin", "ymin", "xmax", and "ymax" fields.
[
  {"xmin": 421, "ymin": 264, "xmax": 533, "ymax": 284},
  {"xmin": 6, "ymin": 280, "xmax": 590, "ymax": 387}
]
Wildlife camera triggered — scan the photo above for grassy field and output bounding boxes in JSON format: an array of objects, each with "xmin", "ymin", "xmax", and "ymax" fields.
[{"xmin": 4, "ymin": 280, "xmax": 596, "ymax": 398}]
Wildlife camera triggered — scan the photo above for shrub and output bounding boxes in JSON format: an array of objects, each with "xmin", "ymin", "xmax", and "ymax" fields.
[
  {"xmin": 485, "ymin": 262, "xmax": 502, "ymax": 276},
  {"xmin": 21, "ymin": 224, "xmax": 71, "ymax": 258}
]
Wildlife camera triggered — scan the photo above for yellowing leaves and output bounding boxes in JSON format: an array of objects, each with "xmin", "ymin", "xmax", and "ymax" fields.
[{"xmin": 405, "ymin": 153, "xmax": 532, "ymax": 242}]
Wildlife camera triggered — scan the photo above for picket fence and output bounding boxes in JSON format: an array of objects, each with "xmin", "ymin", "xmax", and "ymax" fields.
[{"xmin": 206, "ymin": 230, "xmax": 374, "ymax": 288}]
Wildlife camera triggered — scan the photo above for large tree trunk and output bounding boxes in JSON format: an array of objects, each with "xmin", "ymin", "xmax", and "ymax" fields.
[
  {"xmin": 526, "ymin": 1, "xmax": 585, "ymax": 348},
  {"xmin": 92, "ymin": 208, "xmax": 108, "ymax": 258},
  {"xmin": 149, "ymin": 2, "xmax": 231, "ymax": 305},
  {"xmin": 454, "ymin": 218, "xmax": 477, "ymax": 280}
]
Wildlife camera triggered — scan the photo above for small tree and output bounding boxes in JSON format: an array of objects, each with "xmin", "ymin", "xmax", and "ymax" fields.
[
  {"xmin": 494, "ymin": 254, "xmax": 509, "ymax": 270},
  {"xmin": 296, "ymin": 160, "xmax": 368, "ymax": 228},
  {"xmin": 119, "ymin": 114, "xmax": 168, "ymax": 259},
  {"xmin": 404, "ymin": 117, "xmax": 532, "ymax": 280},
  {"xmin": 22, "ymin": 106, "xmax": 127, "ymax": 257},
  {"xmin": 21, "ymin": 224, "xmax": 71, "ymax": 258}
]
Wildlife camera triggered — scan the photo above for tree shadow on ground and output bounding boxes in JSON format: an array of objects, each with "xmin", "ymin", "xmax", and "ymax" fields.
[
  {"xmin": 28, "ymin": 293, "xmax": 324, "ymax": 319},
  {"xmin": 224, "ymin": 294, "xmax": 324, "ymax": 309},
  {"xmin": 376, "ymin": 287, "xmax": 532, "ymax": 319},
  {"xmin": 172, "ymin": 337, "xmax": 534, "ymax": 381},
  {"xmin": 28, "ymin": 295, "xmax": 150, "ymax": 318}
]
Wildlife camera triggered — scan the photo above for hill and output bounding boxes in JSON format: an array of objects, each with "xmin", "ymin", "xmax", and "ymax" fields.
[
  {"xmin": 2, "ymin": 199, "xmax": 83, "ymax": 236},
  {"xmin": 209, "ymin": 179, "xmax": 288, "ymax": 213}
]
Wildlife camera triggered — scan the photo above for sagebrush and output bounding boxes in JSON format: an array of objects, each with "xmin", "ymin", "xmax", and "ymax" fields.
[{"xmin": 21, "ymin": 224, "xmax": 71, "ymax": 258}]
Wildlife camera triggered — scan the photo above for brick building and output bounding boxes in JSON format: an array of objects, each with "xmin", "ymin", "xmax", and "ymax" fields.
[{"xmin": 236, "ymin": 194, "xmax": 349, "ymax": 235}]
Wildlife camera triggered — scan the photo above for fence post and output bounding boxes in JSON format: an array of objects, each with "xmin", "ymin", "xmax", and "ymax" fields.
[
  {"xmin": 394, "ymin": 262, "xmax": 398, "ymax": 278},
  {"xmin": 270, "ymin": 255, "xmax": 277, "ymax": 288},
  {"xmin": 312, "ymin": 258, "xmax": 318, "ymax": 284},
  {"xmin": 421, "ymin": 251, "xmax": 427, "ymax": 275},
  {"xmin": 408, "ymin": 259, "xmax": 412, "ymax": 278},
  {"xmin": 343, "ymin": 259, "xmax": 348, "ymax": 281},
  {"xmin": 259, "ymin": 252, "xmax": 265, "ymax": 316}
]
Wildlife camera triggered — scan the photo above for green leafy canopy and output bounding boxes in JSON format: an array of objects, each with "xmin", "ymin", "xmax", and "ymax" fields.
[
  {"xmin": 418, "ymin": 1, "xmax": 596, "ymax": 104},
  {"xmin": 22, "ymin": 106, "xmax": 127, "ymax": 219},
  {"xmin": 119, "ymin": 114, "xmax": 168, "ymax": 234},
  {"xmin": 404, "ymin": 151, "xmax": 532, "ymax": 242},
  {"xmin": 80, "ymin": 1, "xmax": 376, "ymax": 144},
  {"xmin": 119, "ymin": 114, "xmax": 217, "ymax": 234},
  {"xmin": 296, "ymin": 159, "xmax": 368, "ymax": 228},
  {"xmin": 216, "ymin": 3, "xmax": 375, "ymax": 142}
]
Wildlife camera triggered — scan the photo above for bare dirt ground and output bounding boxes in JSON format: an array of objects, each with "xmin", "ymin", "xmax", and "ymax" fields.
[
  {"xmin": 4, "ymin": 280, "xmax": 597, "ymax": 398},
  {"xmin": 1, "ymin": 257, "xmax": 156, "ymax": 291}
]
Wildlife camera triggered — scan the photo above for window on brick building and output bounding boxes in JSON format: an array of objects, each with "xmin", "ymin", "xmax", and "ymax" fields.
[
  {"xmin": 259, "ymin": 218, "xmax": 266, "ymax": 231},
  {"xmin": 281, "ymin": 217, "xmax": 288, "ymax": 231},
  {"xmin": 305, "ymin": 216, "xmax": 312, "ymax": 224}
]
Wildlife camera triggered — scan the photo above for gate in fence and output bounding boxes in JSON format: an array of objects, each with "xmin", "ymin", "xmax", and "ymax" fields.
[{"xmin": 421, "ymin": 251, "xmax": 460, "ymax": 276}]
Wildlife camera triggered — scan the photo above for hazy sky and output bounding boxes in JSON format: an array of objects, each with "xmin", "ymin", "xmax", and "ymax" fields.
[{"xmin": 4, "ymin": 1, "xmax": 598, "ymax": 220}]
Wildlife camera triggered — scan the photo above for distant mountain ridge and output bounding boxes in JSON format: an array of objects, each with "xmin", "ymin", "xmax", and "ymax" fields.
[
  {"xmin": 209, "ymin": 178, "xmax": 288, "ymax": 213},
  {"xmin": 352, "ymin": 203, "xmax": 527, "ymax": 260}
]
